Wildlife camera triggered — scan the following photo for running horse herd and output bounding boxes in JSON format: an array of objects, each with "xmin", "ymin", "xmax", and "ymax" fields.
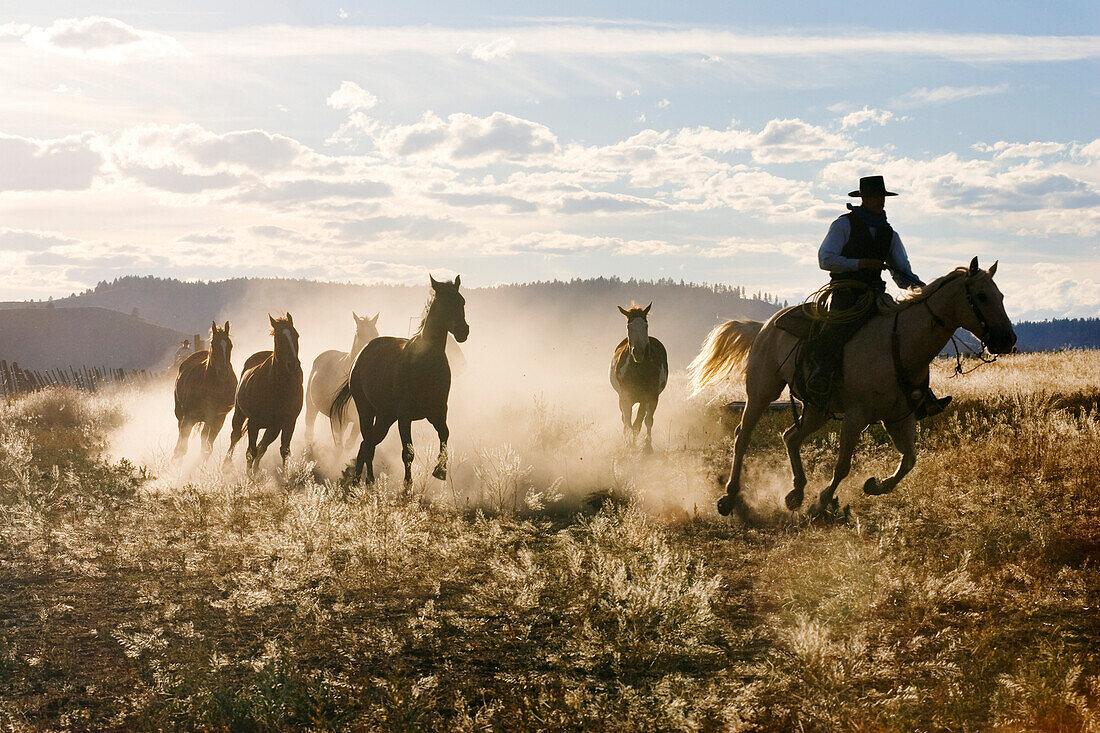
[{"xmin": 173, "ymin": 258, "xmax": 1016, "ymax": 518}]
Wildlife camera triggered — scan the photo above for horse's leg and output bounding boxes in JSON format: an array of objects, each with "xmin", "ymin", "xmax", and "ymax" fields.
[
  {"xmin": 351, "ymin": 399, "xmax": 377, "ymax": 482},
  {"xmin": 618, "ymin": 394, "xmax": 634, "ymax": 442},
  {"xmin": 631, "ymin": 401, "xmax": 644, "ymax": 440},
  {"xmin": 173, "ymin": 418, "xmax": 196, "ymax": 462},
  {"xmin": 718, "ymin": 371, "xmax": 785, "ymax": 516},
  {"xmin": 808, "ymin": 416, "xmax": 865, "ymax": 519},
  {"xmin": 245, "ymin": 423, "xmax": 261, "ymax": 474},
  {"xmin": 304, "ymin": 397, "xmax": 317, "ymax": 446},
  {"xmin": 223, "ymin": 410, "xmax": 246, "ymax": 468},
  {"xmin": 253, "ymin": 427, "xmax": 280, "ymax": 468},
  {"xmin": 280, "ymin": 418, "xmax": 296, "ymax": 466},
  {"xmin": 865, "ymin": 416, "xmax": 917, "ymax": 496},
  {"xmin": 642, "ymin": 398, "xmax": 657, "ymax": 454},
  {"xmin": 781, "ymin": 405, "xmax": 829, "ymax": 510},
  {"xmin": 428, "ymin": 412, "xmax": 449, "ymax": 481},
  {"xmin": 398, "ymin": 418, "xmax": 414, "ymax": 491},
  {"xmin": 201, "ymin": 413, "xmax": 228, "ymax": 461},
  {"xmin": 362, "ymin": 415, "xmax": 395, "ymax": 485}
]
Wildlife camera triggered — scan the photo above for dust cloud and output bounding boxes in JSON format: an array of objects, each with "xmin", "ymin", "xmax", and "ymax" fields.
[{"xmin": 106, "ymin": 281, "xmax": 767, "ymax": 519}]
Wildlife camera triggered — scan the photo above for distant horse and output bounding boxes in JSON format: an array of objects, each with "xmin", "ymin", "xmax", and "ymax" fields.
[
  {"xmin": 173, "ymin": 321, "xmax": 237, "ymax": 461},
  {"xmin": 689, "ymin": 258, "xmax": 1016, "ymax": 519},
  {"xmin": 224, "ymin": 314, "xmax": 304, "ymax": 472},
  {"xmin": 304, "ymin": 312, "xmax": 380, "ymax": 450},
  {"xmin": 610, "ymin": 303, "xmax": 668, "ymax": 452},
  {"xmin": 331, "ymin": 276, "xmax": 469, "ymax": 487}
]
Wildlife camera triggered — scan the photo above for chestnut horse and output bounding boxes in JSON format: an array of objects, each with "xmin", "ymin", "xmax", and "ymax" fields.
[
  {"xmin": 331, "ymin": 276, "xmax": 469, "ymax": 487},
  {"xmin": 304, "ymin": 312, "xmax": 380, "ymax": 450},
  {"xmin": 224, "ymin": 314, "xmax": 304, "ymax": 472},
  {"xmin": 610, "ymin": 303, "xmax": 668, "ymax": 452},
  {"xmin": 689, "ymin": 258, "xmax": 1016, "ymax": 519},
  {"xmin": 173, "ymin": 321, "xmax": 236, "ymax": 461}
]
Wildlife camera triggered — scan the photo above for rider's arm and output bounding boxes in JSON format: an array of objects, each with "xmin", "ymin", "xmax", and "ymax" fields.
[
  {"xmin": 886, "ymin": 232, "xmax": 925, "ymax": 289},
  {"xmin": 818, "ymin": 217, "xmax": 860, "ymax": 272}
]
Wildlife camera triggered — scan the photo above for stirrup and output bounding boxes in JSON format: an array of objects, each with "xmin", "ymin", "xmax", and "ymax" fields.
[{"xmin": 915, "ymin": 394, "xmax": 952, "ymax": 419}]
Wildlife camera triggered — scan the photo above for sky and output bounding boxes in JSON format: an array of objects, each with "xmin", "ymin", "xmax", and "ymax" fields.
[{"xmin": 0, "ymin": 1, "xmax": 1097, "ymax": 319}]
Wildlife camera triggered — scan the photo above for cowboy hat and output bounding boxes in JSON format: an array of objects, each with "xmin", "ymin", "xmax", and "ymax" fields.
[{"xmin": 848, "ymin": 175, "xmax": 898, "ymax": 197}]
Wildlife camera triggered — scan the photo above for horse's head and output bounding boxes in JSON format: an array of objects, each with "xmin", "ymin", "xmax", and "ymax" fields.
[
  {"xmin": 430, "ymin": 275, "xmax": 469, "ymax": 343},
  {"xmin": 960, "ymin": 257, "xmax": 1016, "ymax": 354},
  {"xmin": 209, "ymin": 320, "xmax": 233, "ymax": 370},
  {"xmin": 352, "ymin": 311, "xmax": 380, "ymax": 352},
  {"xmin": 618, "ymin": 302, "xmax": 652, "ymax": 362},
  {"xmin": 269, "ymin": 313, "xmax": 300, "ymax": 364}
]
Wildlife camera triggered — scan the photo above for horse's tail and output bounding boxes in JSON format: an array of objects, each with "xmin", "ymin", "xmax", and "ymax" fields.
[
  {"xmin": 329, "ymin": 382, "xmax": 354, "ymax": 429},
  {"xmin": 688, "ymin": 319, "xmax": 764, "ymax": 396}
]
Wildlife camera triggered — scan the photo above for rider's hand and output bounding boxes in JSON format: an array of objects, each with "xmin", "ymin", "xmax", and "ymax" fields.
[{"xmin": 858, "ymin": 259, "xmax": 887, "ymax": 271}]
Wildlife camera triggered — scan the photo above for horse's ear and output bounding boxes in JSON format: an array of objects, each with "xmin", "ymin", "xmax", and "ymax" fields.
[
  {"xmin": 430, "ymin": 274, "xmax": 440, "ymax": 290},
  {"xmin": 969, "ymin": 257, "xmax": 979, "ymax": 275},
  {"xmin": 643, "ymin": 302, "xmax": 652, "ymax": 316},
  {"xmin": 211, "ymin": 320, "xmax": 217, "ymax": 333},
  {"xmin": 988, "ymin": 260, "xmax": 998, "ymax": 277},
  {"xmin": 286, "ymin": 312, "xmax": 293, "ymax": 325},
  {"xmin": 454, "ymin": 274, "xmax": 461, "ymax": 289},
  {"xmin": 353, "ymin": 311, "xmax": 361, "ymax": 322},
  {"xmin": 371, "ymin": 312, "xmax": 379, "ymax": 325},
  {"xmin": 224, "ymin": 321, "xmax": 230, "ymax": 334},
  {"xmin": 269, "ymin": 315, "xmax": 277, "ymax": 328},
  {"xmin": 618, "ymin": 305, "xmax": 630, "ymax": 317}
]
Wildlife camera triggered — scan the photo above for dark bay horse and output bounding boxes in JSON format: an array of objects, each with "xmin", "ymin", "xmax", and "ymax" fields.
[
  {"xmin": 225, "ymin": 314, "xmax": 304, "ymax": 473},
  {"xmin": 305, "ymin": 312, "xmax": 380, "ymax": 450},
  {"xmin": 173, "ymin": 321, "xmax": 237, "ymax": 461},
  {"xmin": 689, "ymin": 258, "xmax": 1016, "ymax": 519},
  {"xmin": 610, "ymin": 303, "xmax": 668, "ymax": 452},
  {"xmin": 331, "ymin": 276, "xmax": 469, "ymax": 487}
]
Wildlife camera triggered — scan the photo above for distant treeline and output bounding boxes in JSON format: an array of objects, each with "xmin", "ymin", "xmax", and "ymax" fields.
[{"xmin": 1013, "ymin": 317, "xmax": 1100, "ymax": 352}]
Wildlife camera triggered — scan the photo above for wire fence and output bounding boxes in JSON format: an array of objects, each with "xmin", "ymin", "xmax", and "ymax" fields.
[{"xmin": 0, "ymin": 360, "xmax": 153, "ymax": 397}]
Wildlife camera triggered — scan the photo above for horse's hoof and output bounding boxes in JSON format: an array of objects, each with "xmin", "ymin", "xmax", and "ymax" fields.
[
  {"xmin": 863, "ymin": 477, "xmax": 894, "ymax": 496},
  {"xmin": 717, "ymin": 494, "xmax": 736, "ymax": 516},
  {"xmin": 432, "ymin": 466, "xmax": 447, "ymax": 481},
  {"xmin": 784, "ymin": 488, "xmax": 804, "ymax": 511}
]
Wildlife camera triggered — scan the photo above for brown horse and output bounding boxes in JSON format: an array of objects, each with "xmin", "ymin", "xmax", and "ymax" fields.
[
  {"xmin": 689, "ymin": 258, "xmax": 1016, "ymax": 519},
  {"xmin": 331, "ymin": 276, "xmax": 469, "ymax": 487},
  {"xmin": 610, "ymin": 303, "xmax": 668, "ymax": 452},
  {"xmin": 224, "ymin": 314, "xmax": 304, "ymax": 473},
  {"xmin": 173, "ymin": 321, "xmax": 237, "ymax": 461},
  {"xmin": 304, "ymin": 312, "xmax": 380, "ymax": 450}
]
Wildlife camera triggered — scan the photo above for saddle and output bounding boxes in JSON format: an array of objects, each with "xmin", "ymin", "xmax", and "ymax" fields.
[{"xmin": 773, "ymin": 304, "xmax": 816, "ymax": 340}]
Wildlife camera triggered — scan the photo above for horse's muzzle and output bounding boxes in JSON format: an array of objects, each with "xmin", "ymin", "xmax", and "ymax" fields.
[
  {"xmin": 989, "ymin": 330, "xmax": 1017, "ymax": 355},
  {"xmin": 454, "ymin": 326, "xmax": 470, "ymax": 343}
]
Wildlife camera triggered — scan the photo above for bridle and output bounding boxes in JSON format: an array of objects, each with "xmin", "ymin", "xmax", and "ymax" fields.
[{"xmin": 922, "ymin": 274, "xmax": 999, "ymax": 376}]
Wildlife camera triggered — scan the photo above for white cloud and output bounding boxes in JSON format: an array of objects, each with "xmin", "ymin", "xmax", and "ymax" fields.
[
  {"xmin": 326, "ymin": 81, "xmax": 378, "ymax": 112},
  {"xmin": 676, "ymin": 118, "xmax": 852, "ymax": 163},
  {"xmin": 839, "ymin": 106, "xmax": 894, "ymax": 129},
  {"xmin": 896, "ymin": 83, "xmax": 1009, "ymax": 106},
  {"xmin": 461, "ymin": 36, "xmax": 516, "ymax": 61},
  {"xmin": 657, "ymin": 98, "xmax": 670, "ymax": 108},
  {"xmin": 337, "ymin": 8, "xmax": 349, "ymax": 20},
  {"xmin": 375, "ymin": 111, "xmax": 558, "ymax": 166},
  {"xmin": 0, "ymin": 132, "xmax": 104, "ymax": 191},
  {"xmin": 114, "ymin": 124, "xmax": 308, "ymax": 178},
  {"xmin": 19, "ymin": 16, "xmax": 185, "ymax": 64},
  {"xmin": 972, "ymin": 140, "xmax": 1067, "ymax": 159}
]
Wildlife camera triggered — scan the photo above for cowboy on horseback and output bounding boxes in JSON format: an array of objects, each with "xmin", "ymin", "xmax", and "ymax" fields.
[{"xmin": 806, "ymin": 175, "xmax": 951, "ymax": 418}]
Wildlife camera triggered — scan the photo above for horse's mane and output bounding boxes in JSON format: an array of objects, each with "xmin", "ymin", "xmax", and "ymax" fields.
[
  {"xmin": 269, "ymin": 314, "xmax": 293, "ymax": 333},
  {"xmin": 414, "ymin": 293, "xmax": 435, "ymax": 337},
  {"xmin": 621, "ymin": 301, "xmax": 650, "ymax": 319},
  {"xmin": 884, "ymin": 267, "xmax": 970, "ymax": 312}
]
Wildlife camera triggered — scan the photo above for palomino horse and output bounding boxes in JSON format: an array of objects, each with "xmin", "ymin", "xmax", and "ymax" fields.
[
  {"xmin": 304, "ymin": 312, "xmax": 380, "ymax": 450},
  {"xmin": 173, "ymin": 321, "xmax": 236, "ymax": 461},
  {"xmin": 225, "ymin": 314, "xmax": 304, "ymax": 473},
  {"xmin": 610, "ymin": 303, "xmax": 668, "ymax": 452},
  {"xmin": 331, "ymin": 276, "xmax": 469, "ymax": 487},
  {"xmin": 689, "ymin": 258, "xmax": 1016, "ymax": 519}
]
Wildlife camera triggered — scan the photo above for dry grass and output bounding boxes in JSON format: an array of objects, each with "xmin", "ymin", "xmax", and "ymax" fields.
[{"xmin": 1, "ymin": 351, "xmax": 1098, "ymax": 730}]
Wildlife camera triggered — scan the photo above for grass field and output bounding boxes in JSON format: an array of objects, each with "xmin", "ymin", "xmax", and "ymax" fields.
[{"xmin": 1, "ymin": 351, "xmax": 1098, "ymax": 731}]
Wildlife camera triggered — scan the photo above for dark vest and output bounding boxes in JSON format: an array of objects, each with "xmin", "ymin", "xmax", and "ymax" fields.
[{"xmin": 830, "ymin": 212, "xmax": 893, "ymax": 288}]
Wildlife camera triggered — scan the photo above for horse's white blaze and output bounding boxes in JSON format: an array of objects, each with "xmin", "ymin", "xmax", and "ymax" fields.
[
  {"xmin": 282, "ymin": 329, "xmax": 296, "ymax": 359},
  {"xmin": 627, "ymin": 317, "xmax": 649, "ymax": 361}
]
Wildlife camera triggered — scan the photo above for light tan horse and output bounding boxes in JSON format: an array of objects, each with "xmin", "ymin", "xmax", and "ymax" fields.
[
  {"xmin": 304, "ymin": 312, "xmax": 379, "ymax": 450},
  {"xmin": 689, "ymin": 258, "xmax": 1016, "ymax": 519}
]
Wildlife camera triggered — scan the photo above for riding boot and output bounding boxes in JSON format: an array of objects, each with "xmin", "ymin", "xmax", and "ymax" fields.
[{"xmin": 915, "ymin": 386, "xmax": 952, "ymax": 419}]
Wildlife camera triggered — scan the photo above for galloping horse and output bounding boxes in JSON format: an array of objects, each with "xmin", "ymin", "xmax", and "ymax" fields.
[
  {"xmin": 173, "ymin": 321, "xmax": 237, "ymax": 461},
  {"xmin": 304, "ymin": 312, "xmax": 380, "ymax": 450},
  {"xmin": 689, "ymin": 258, "xmax": 1016, "ymax": 519},
  {"xmin": 331, "ymin": 276, "xmax": 469, "ymax": 487},
  {"xmin": 610, "ymin": 303, "xmax": 668, "ymax": 452},
  {"xmin": 224, "ymin": 314, "xmax": 304, "ymax": 473}
]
